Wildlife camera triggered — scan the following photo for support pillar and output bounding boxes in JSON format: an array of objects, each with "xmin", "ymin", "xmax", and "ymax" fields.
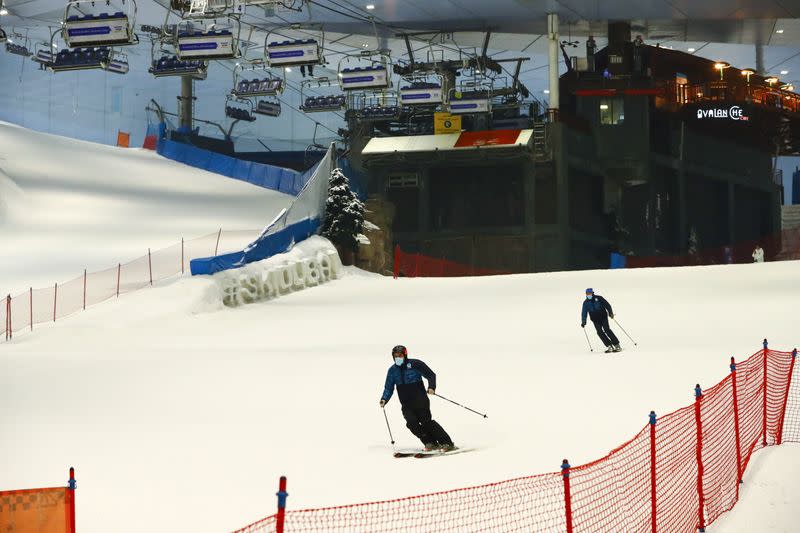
[
  {"xmin": 547, "ymin": 13, "xmax": 560, "ymax": 115},
  {"xmin": 180, "ymin": 76, "xmax": 194, "ymax": 131}
]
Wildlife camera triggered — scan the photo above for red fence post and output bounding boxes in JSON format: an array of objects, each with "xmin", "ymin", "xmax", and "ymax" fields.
[
  {"xmin": 276, "ymin": 475, "xmax": 288, "ymax": 533},
  {"xmin": 116, "ymin": 263, "xmax": 121, "ymax": 297},
  {"xmin": 148, "ymin": 248, "xmax": 153, "ymax": 286},
  {"xmin": 695, "ymin": 384, "xmax": 705, "ymax": 532},
  {"xmin": 561, "ymin": 459, "xmax": 573, "ymax": 533},
  {"xmin": 214, "ymin": 228, "xmax": 222, "ymax": 256},
  {"xmin": 777, "ymin": 349, "xmax": 797, "ymax": 445},
  {"xmin": 53, "ymin": 283, "xmax": 57, "ymax": 322},
  {"xmin": 68, "ymin": 467, "xmax": 76, "ymax": 533},
  {"xmin": 29, "ymin": 288, "xmax": 33, "ymax": 332},
  {"xmin": 649, "ymin": 411, "xmax": 657, "ymax": 533},
  {"xmin": 83, "ymin": 269, "xmax": 87, "ymax": 310},
  {"xmin": 762, "ymin": 338, "xmax": 768, "ymax": 446},
  {"xmin": 393, "ymin": 244, "xmax": 400, "ymax": 279},
  {"xmin": 730, "ymin": 358, "xmax": 743, "ymax": 489}
]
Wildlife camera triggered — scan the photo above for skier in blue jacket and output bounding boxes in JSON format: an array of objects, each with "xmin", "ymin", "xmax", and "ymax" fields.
[
  {"xmin": 581, "ymin": 288, "xmax": 621, "ymax": 352},
  {"xmin": 380, "ymin": 345, "xmax": 455, "ymax": 452}
]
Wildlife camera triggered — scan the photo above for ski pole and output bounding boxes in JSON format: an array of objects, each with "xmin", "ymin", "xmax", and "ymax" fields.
[
  {"xmin": 433, "ymin": 393, "xmax": 488, "ymax": 418},
  {"xmin": 583, "ymin": 326, "xmax": 594, "ymax": 352},
  {"xmin": 382, "ymin": 407, "xmax": 395, "ymax": 444},
  {"xmin": 612, "ymin": 317, "xmax": 638, "ymax": 346}
]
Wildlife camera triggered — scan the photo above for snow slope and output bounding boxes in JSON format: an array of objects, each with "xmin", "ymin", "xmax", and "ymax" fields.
[
  {"xmin": 0, "ymin": 125, "xmax": 798, "ymax": 533},
  {"xmin": 0, "ymin": 121, "xmax": 292, "ymax": 296}
]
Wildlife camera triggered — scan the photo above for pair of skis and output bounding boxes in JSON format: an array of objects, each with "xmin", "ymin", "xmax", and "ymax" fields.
[{"xmin": 394, "ymin": 447, "xmax": 466, "ymax": 459}]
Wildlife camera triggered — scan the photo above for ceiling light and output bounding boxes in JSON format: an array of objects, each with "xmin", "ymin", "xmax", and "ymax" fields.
[
  {"xmin": 543, "ymin": 89, "xmax": 550, "ymax": 94},
  {"xmin": 781, "ymin": 70, "xmax": 789, "ymax": 75},
  {"xmin": 687, "ymin": 48, "xmax": 695, "ymax": 52},
  {"xmin": 284, "ymin": 67, "xmax": 292, "ymax": 72},
  {"xmin": 776, "ymin": 29, "xmax": 784, "ymax": 34},
  {"xmin": 365, "ymin": 3, "xmax": 375, "ymax": 9},
  {"xmin": 600, "ymin": 104, "xmax": 609, "ymax": 110}
]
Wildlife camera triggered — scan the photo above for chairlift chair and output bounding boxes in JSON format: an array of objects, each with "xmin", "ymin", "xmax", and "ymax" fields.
[
  {"xmin": 399, "ymin": 73, "xmax": 444, "ymax": 106},
  {"xmin": 149, "ymin": 54, "xmax": 208, "ymax": 79},
  {"xmin": 448, "ymin": 74, "xmax": 493, "ymax": 114},
  {"xmin": 355, "ymin": 92, "xmax": 401, "ymax": 122},
  {"xmin": 103, "ymin": 49, "xmax": 129, "ymax": 74},
  {"xmin": 231, "ymin": 63, "xmax": 283, "ymax": 97},
  {"xmin": 225, "ymin": 95, "xmax": 256, "ymax": 122},
  {"xmin": 62, "ymin": 0, "xmax": 138, "ymax": 48},
  {"xmin": 265, "ymin": 27, "xmax": 323, "ymax": 68},
  {"xmin": 338, "ymin": 52, "xmax": 391, "ymax": 91},
  {"xmin": 31, "ymin": 41, "xmax": 55, "ymax": 66},
  {"xmin": 176, "ymin": 16, "xmax": 240, "ymax": 60},
  {"xmin": 4, "ymin": 31, "xmax": 32, "ymax": 56},
  {"xmin": 299, "ymin": 77, "xmax": 346, "ymax": 113},
  {"xmin": 254, "ymin": 98, "xmax": 281, "ymax": 117},
  {"xmin": 47, "ymin": 46, "xmax": 113, "ymax": 72},
  {"xmin": 170, "ymin": 0, "xmax": 233, "ymax": 19}
]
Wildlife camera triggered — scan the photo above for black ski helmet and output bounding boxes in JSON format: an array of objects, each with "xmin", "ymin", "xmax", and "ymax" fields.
[{"xmin": 392, "ymin": 345, "xmax": 408, "ymax": 357}]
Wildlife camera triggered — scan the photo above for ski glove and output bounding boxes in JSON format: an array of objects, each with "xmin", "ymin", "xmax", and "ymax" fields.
[
  {"xmin": 609, "ymin": 314, "xmax": 614, "ymax": 319},
  {"xmin": 380, "ymin": 399, "xmax": 386, "ymax": 408},
  {"xmin": 427, "ymin": 388, "xmax": 435, "ymax": 395},
  {"xmin": 581, "ymin": 323, "xmax": 586, "ymax": 328}
]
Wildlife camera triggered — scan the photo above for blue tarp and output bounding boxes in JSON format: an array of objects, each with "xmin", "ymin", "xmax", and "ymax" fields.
[
  {"xmin": 157, "ymin": 138, "xmax": 313, "ymax": 196},
  {"xmin": 190, "ymin": 217, "xmax": 321, "ymax": 275},
  {"xmin": 610, "ymin": 253, "xmax": 627, "ymax": 269}
]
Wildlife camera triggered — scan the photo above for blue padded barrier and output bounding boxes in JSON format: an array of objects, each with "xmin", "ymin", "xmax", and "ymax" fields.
[
  {"xmin": 189, "ymin": 217, "xmax": 320, "ymax": 275},
  {"xmin": 156, "ymin": 138, "xmax": 314, "ymax": 196}
]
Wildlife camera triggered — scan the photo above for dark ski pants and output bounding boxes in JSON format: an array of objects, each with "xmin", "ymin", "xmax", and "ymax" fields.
[
  {"xmin": 401, "ymin": 398, "xmax": 453, "ymax": 446},
  {"xmin": 592, "ymin": 315, "xmax": 619, "ymax": 347}
]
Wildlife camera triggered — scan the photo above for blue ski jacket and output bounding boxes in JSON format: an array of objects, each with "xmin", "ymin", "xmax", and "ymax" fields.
[
  {"xmin": 381, "ymin": 358, "xmax": 437, "ymax": 405},
  {"xmin": 582, "ymin": 295, "xmax": 613, "ymax": 325}
]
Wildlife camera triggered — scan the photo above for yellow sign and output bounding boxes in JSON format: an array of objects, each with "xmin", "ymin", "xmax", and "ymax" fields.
[{"xmin": 434, "ymin": 112, "xmax": 462, "ymax": 135}]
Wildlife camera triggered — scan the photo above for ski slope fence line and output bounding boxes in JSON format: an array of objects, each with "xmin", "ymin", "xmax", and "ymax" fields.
[
  {"xmin": 393, "ymin": 245, "xmax": 511, "ymax": 278},
  {"xmin": 1, "ymin": 229, "xmax": 261, "ymax": 340},
  {"xmin": 232, "ymin": 344, "xmax": 799, "ymax": 533}
]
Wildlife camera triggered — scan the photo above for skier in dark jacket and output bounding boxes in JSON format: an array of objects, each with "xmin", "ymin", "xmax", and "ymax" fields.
[
  {"xmin": 581, "ymin": 288, "xmax": 621, "ymax": 352},
  {"xmin": 380, "ymin": 345, "xmax": 455, "ymax": 452}
]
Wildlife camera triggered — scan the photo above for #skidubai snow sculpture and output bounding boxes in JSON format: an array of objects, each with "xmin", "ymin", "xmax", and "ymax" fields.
[{"xmin": 216, "ymin": 243, "xmax": 343, "ymax": 307}]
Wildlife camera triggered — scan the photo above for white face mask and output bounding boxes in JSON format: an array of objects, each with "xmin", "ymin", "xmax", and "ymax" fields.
[
  {"xmin": 586, "ymin": 294, "xmax": 593, "ymax": 300},
  {"xmin": 394, "ymin": 357, "xmax": 405, "ymax": 366}
]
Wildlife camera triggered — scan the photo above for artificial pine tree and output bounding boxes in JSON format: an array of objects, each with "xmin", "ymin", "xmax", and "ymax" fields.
[{"xmin": 321, "ymin": 168, "xmax": 365, "ymax": 265}]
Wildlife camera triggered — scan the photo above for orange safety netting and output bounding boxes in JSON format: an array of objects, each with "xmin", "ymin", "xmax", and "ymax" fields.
[
  {"xmin": 393, "ymin": 246, "xmax": 510, "ymax": 278},
  {"xmin": 233, "ymin": 347, "xmax": 799, "ymax": 533},
  {"xmin": 2, "ymin": 229, "xmax": 260, "ymax": 340},
  {"xmin": 0, "ymin": 487, "xmax": 75, "ymax": 533}
]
